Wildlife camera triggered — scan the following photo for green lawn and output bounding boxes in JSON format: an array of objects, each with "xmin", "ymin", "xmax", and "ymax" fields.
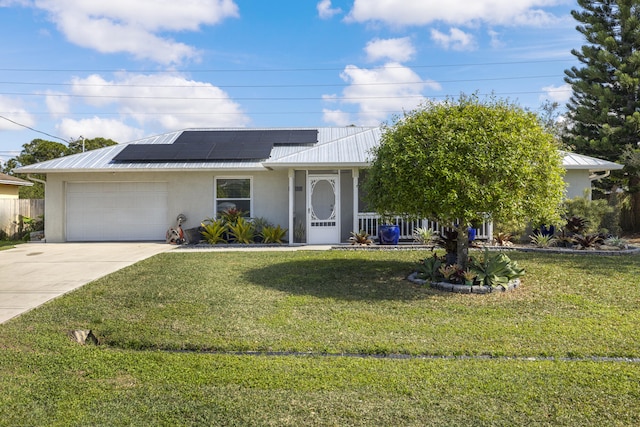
[
  {"xmin": 1, "ymin": 250, "xmax": 639, "ymax": 426},
  {"xmin": 0, "ymin": 240, "xmax": 21, "ymax": 251}
]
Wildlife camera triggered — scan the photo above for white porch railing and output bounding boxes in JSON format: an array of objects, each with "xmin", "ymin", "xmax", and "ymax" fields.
[{"xmin": 357, "ymin": 213, "xmax": 493, "ymax": 241}]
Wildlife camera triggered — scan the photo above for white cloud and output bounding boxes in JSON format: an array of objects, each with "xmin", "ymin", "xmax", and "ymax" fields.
[
  {"xmin": 317, "ymin": 0, "xmax": 342, "ymax": 19},
  {"xmin": 33, "ymin": 0, "xmax": 239, "ymax": 64},
  {"xmin": 44, "ymin": 90, "xmax": 71, "ymax": 118},
  {"xmin": 56, "ymin": 117, "xmax": 144, "ymax": 143},
  {"xmin": 322, "ymin": 109, "xmax": 352, "ymax": 127},
  {"xmin": 323, "ymin": 63, "xmax": 441, "ymax": 126},
  {"xmin": 346, "ymin": 0, "xmax": 564, "ymax": 27},
  {"xmin": 322, "ymin": 94, "xmax": 339, "ymax": 102},
  {"xmin": 488, "ymin": 29, "xmax": 504, "ymax": 49},
  {"xmin": 70, "ymin": 73, "xmax": 251, "ymax": 130},
  {"xmin": 0, "ymin": 96, "xmax": 35, "ymax": 130},
  {"xmin": 541, "ymin": 83, "xmax": 571, "ymax": 103},
  {"xmin": 430, "ymin": 28, "xmax": 476, "ymax": 51},
  {"xmin": 365, "ymin": 37, "xmax": 416, "ymax": 62}
]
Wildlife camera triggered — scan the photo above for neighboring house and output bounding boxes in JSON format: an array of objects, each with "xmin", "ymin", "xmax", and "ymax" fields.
[
  {"xmin": 0, "ymin": 173, "xmax": 33, "ymax": 199},
  {"xmin": 15, "ymin": 127, "xmax": 624, "ymax": 244}
]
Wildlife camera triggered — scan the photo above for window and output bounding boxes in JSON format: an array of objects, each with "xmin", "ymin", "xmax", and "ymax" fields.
[{"xmin": 215, "ymin": 177, "xmax": 252, "ymax": 217}]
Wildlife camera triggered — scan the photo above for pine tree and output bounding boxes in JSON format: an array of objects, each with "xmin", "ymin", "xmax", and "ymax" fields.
[{"xmin": 564, "ymin": 0, "xmax": 640, "ymax": 231}]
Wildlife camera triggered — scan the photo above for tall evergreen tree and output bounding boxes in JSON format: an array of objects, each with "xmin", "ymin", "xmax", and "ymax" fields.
[{"xmin": 564, "ymin": 0, "xmax": 640, "ymax": 231}]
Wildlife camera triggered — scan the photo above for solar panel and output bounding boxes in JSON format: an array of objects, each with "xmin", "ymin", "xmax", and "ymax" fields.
[{"xmin": 113, "ymin": 129, "xmax": 317, "ymax": 162}]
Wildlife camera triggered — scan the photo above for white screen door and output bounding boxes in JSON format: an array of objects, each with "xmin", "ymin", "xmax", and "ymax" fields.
[{"xmin": 307, "ymin": 174, "xmax": 340, "ymax": 244}]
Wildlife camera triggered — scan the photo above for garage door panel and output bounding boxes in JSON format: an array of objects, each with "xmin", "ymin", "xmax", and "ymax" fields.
[{"xmin": 66, "ymin": 182, "xmax": 168, "ymax": 241}]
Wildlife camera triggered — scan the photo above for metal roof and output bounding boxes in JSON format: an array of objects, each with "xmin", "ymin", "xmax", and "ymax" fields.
[
  {"xmin": 0, "ymin": 172, "xmax": 33, "ymax": 186},
  {"xmin": 13, "ymin": 128, "xmax": 624, "ymax": 173},
  {"xmin": 265, "ymin": 127, "xmax": 381, "ymax": 167},
  {"xmin": 561, "ymin": 151, "xmax": 624, "ymax": 171}
]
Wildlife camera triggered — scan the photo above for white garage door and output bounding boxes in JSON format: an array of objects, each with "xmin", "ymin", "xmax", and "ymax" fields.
[{"xmin": 66, "ymin": 182, "xmax": 168, "ymax": 241}]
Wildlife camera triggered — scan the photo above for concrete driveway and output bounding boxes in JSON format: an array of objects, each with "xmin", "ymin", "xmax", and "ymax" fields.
[{"xmin": 0, "ymin": 242, "xmax": 172, "ymax": 324}]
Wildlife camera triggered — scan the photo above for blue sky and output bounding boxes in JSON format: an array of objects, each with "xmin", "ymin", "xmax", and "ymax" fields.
[{"xmin": 0, "ymin": 0, "xmax": 580, "ymax": 164}]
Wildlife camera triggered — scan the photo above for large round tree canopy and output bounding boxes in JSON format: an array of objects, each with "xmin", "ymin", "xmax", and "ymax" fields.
[{"xmin": 364, "ymin": 95, "xmax": 566, "ymax": 229}]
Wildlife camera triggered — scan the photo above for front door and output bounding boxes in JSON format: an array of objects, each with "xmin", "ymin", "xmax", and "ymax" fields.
[{"xmin": 307, "ymin": 174, "xmax": 340, "ymax": 244}]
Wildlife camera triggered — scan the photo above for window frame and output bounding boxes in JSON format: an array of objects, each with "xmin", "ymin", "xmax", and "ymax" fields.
[{"xmin": 214, "ymin": 176, "xmax": 253, "ymax": 218}]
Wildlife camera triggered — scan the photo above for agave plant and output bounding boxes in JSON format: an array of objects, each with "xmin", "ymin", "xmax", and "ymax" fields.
[
  {"xmin": 604, "ymin": 236, "xmax": 629, "ymax": 249},
  {"xmin": 416, "ymin": 256, "xmax": 444, "ymax": 282},
  {"xmin": 469, "ymin": 248, "xmax": 525, "ymax": 288},
  {"xmin": 413, "ymin": 227, "xmax": 437, "ymax": 245},
  {"xmin": 529, "ymin": 232, "xmax": 556, "ymax": 248}
]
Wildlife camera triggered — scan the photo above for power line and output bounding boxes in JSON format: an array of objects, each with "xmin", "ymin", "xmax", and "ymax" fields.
[
  {"xmin": 0, "ymin": 115, "xmax": 68, "ymax": 143},
  {"xmin": 0, "ymin": 59, "xmax": 575, "ymax": 74},
  {"xmin": 0, "ymin": 74, "xmax": 560, "ymax": 89},
  {"xmin": 0, "ymin": 87, "xmax": 571, "ymax": 102}
]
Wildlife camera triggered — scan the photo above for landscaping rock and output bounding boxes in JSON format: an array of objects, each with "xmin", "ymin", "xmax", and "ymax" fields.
[
  {"xmin": 407, "ymin": 273, "xmax": 520, "ymax": 294},
  {"xmin": 68, "ymin": 329, "xmax": 99, "ymax": 345}
]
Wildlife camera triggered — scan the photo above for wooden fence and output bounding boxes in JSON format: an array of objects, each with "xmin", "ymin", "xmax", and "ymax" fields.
[{"xmin": 0, "ymin": 199, "xmax": 44, "ymax": 239}]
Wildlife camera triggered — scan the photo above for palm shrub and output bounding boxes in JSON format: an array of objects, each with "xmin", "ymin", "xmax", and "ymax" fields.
[
  {"xmin": 261, "ymin": 225, "xmax": 288, "ymax": 244},
  {"xmin": 228, "ymin": 217, "xmax": 255, "ymax": 244},
  {"xmin": 201, "ymin": 219, "xmax": 227, "ymax": 244}
]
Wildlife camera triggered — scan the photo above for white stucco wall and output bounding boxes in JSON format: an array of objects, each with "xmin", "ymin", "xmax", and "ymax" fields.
[
  {"xmin": 564, "ymin": 170, "xmax": 592, "ymax": 200},
  {"xmin": 41, "ymin": 166, "xmax": 598, "ymax": 243},
  {"xmin": 43, "ymin": 170, "xmax": 290, "ymax": 242}
]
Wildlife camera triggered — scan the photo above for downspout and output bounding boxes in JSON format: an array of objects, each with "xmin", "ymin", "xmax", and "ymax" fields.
[
  {"xmin": 27, "ymin": 174, "xmax": 47, "ymax": 242},
  {"xmin": 589, "ymin": 170, "xmax": 610, "ymax": 181},
  {"xmin": 27, "ymin": 174, "xmax": 46, "ymax": 185}
]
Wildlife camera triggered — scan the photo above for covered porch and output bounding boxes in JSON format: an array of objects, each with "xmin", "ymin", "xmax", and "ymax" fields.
[{"xmin": 285, "ymin": 168, "xmax": 493, "ymax": 245}]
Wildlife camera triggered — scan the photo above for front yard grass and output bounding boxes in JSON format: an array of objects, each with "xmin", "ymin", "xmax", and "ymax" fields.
[
  {"xmin": 1, "ymin": 250, "xmax": 639, "ymax": 426},
  {"xmin": 0, "ymin": 240, "xmax": 21, "ymax": 251}
]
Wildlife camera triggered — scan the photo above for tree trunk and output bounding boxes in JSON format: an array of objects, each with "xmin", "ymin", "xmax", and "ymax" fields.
[
  {"xmin": 629, "ymin": 176, "xmax": 640, "ymax": 232},
  {"xmin": 456, "ymin": 226, "xmax": 469, "ymax": 271}
]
